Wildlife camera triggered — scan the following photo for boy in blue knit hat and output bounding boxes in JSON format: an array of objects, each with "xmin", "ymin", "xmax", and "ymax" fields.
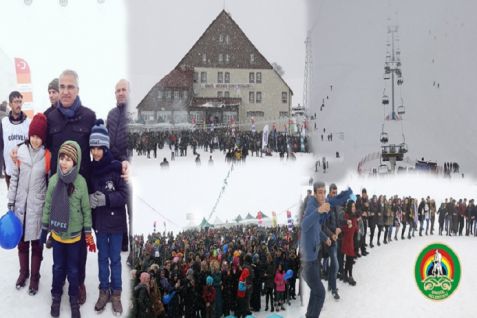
[{"xmin": 89, "ymin": 119, "xmax": 128, "ymax": 315}]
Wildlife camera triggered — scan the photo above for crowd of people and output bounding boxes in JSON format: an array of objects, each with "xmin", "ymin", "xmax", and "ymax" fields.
[
  {"xmin": 1, "ymin": 71, "xmax": 131, "ymax": 317},
  {"xmin": 129, "ymin": 224, "xmax": 300, "ymax": 318},
  {"xmin": 128, "ymin": 181, "xmax": 477, "ymax": 318},
  {"xmin": 128, "ymin": 128, "xmax": 309, "ymax": 164}
]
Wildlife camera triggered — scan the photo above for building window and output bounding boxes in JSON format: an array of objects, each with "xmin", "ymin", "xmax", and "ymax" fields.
[
  {"xmin": 219, "ymin": 34, "xmax": 224, "ymax": 42},
  {"xmin": 225, "ymin": 54, "xmax": 230, "ymax": 64},
  {"xmin": 201, "ymin": 72, "xmax": 207, "ymax": 83},
  {"xmin": 225, "ymin": 35, "xmax": 230, "ymax": 44},
  {"xmin": 279, "ymin": 111, "xmax": 289, "ymax": 118},
  {"xmin": 247, "ymin": 111, "xmax": 264, "ymax": 117},
  {"xmin": 256, "ymin": 72, "xmax": 262, "ymax": 83},
  {"xmin": 217, "ymin": 72, "xmax": 223, "ymax": 83},
  {"xmin": 174, "ymin": 91, "xmax": 180, "ymax": 100},
  {"xmin": 250, "ymin": 53, "xmax": 255, "ymax": 63},
  {"xmin": 282, "ymin": 91, "xmax": 288, "ymax": 103},
  {"xmin": 224, "ymin": 72, "xmax": 230, "ymax": 83},
  {"xmin": 217, "ymin": 91, "xmax": 223, "ymax": 98},
  {"xmin": 193, "ymin": 72, "xmax": 198, "ymax": 83},
  {"xmin": 256, "ymin": 91, "xmax": 262, "ymax": 103},
  {"xmin": 158, "ymin": 91, "xmax": 164, "ymax": 100},
  {"xmin": 249, "ymin": 92, "xmax": 255, "ymax": 103},
  {"xmin": 249, "ymin": 72, "xmax": 255, "ymax": 83},
  {"xmin": 202, "ymin": 53, "xmax": 207, "ymax": 64},
  {"xmin": 166, "ymin": 90, "xmax": 171, "ymax": 100},
  {"xmin": 219, "ymin": 53, "xmax": 223, "ymax": 64},
  {"xmin": 183, "ymin": 90, "xmax": 188, "ymax": 100},
  {"xmin": 224, "ymin": 91, "xmax": 230, "ymax": 98}
]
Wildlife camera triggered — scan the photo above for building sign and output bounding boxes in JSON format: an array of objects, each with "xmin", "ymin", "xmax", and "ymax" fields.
[{"xmin": 201, "ymin": 83, "xmax": 253, "ymax": 89}]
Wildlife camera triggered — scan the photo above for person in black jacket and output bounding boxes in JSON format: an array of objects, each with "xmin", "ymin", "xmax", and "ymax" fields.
[
  {"xmin": 107, "ymin": 79, "xmax": 132, "ymax": 254},
  {"xmin": 89, "ymin": 119, "xmax": 128, "ymax": 315},
  {"xmin": 46, "ymin": 69, "xmax": 96, "ymax": 305},
  {"xmin": 323, "ymin": 183, "xmax": 341, "ymax": 300}
]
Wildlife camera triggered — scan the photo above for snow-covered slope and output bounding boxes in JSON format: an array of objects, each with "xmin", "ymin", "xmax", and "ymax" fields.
[{"xmin": 307, "ymin": 0, "xmax": 477, "ymax": 181}]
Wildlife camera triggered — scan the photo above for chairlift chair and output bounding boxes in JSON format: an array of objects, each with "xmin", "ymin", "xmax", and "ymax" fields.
[
  {"xmin": 380, "ymin": 131, "xmax": 389, "ymax": 143},
  {"xmin": 378, "ymin": 164, "xmax": 389, "ymax": 174},
  {"xmin": 399, "ymin": 143, "xmax": 408, "ymax": 153},
  {"xmin": 382, "ymin": 95, "xmax": 389, "ymax": 105},
  {"xmin": 397, "ymin": 105, "xmax": 405, "ymax": 115}
]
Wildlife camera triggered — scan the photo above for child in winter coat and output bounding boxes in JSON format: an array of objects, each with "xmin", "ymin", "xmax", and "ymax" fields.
[
  {"xmin": 7, "ymin": 113, "xmax": 50, "ymax": 295},
  {"xmin": 274, "ymin": 263, "xmax": 286, "ymax": 311},
  {"xmin": 203, "ymin": 275, "xmax": 216, "ymax": 318},
  {"xmin": 341, "ymin": 200, "xmax": 358, "ymax": 286},
  {"xmin": 41, "ymin": 140, "xmax": 95, "ymax": 318},
  {"xmin": 88, "ymin": 120, "xmax": 128, "ymax": 315}
]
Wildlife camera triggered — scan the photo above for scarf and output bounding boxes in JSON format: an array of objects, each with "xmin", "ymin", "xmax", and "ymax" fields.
[
  {"xmin": 9, "ymin": 110, "xmax": 26, "ymax": 124},
  {"xmin": 57, "ymin": 96, "xmax": 81, "ymax": 119},
  {"xmin": 91, "ymin": 149, "xmax": 122, "ymax": 176},
  {"xmin": 50, "ymin": 165, "xmax": 78, "ymax": 234}
]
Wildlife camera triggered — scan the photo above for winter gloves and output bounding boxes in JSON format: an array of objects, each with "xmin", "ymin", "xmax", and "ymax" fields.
[
  {"xmin": 85, "ymin": 233, "xmax": 96, "ymax": 253},
  {"xmin": 89, "ymin": 191, "xmax": 107, "ymax": 209},
  {"xmin": 40, "ymin": 229, "xmax": 48, "ymax": 245}
]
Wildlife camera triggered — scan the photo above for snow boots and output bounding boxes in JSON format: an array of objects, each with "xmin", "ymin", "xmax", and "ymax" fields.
[
  {"xmin": 332, "ymin": 289, "xmax": 340, "ymax": 300},
  {"xmin": 28, "ymin": 242, "xmax": 42, "ymax": 295},
  {"xmin": 111, "ymin": 290, "xmax": 123, "ymax": 315},
  {"xmin": 94, "ymin": 289, "xmax": 110, "ymax": 312},
  {"xmin": 16, "ymin": 242, "xmax": 29, "ymax": 289},
  {"xmin": 78, "ymin": 283, "xmax": 87, "ymax": 305},
  {"xmin": 70, "ymin": 296, "xmax": 81, "ymax": 318},
  {"xmin": 51, "ymin": 294, "xmax": 62, "ymax": 317},
  {"xmin": 28, "ymin": 253, "xmax": 41, "ymax": 295}
]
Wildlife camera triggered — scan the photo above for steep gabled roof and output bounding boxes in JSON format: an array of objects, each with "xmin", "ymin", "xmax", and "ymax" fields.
[
  {"xmin": 176, "ymin": 10, "xmax": 273, "ymax": 70},
  {"xmin": 158, "ymin": 67, "xmax": 194, "ymax": 88}
]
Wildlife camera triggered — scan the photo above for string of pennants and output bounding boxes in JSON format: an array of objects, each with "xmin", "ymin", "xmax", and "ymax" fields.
[{"xmin": 207, "ymin": 163, "xmax": 235, "ymax": 221}]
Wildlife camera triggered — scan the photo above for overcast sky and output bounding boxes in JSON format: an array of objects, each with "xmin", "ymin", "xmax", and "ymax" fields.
[
  {"xmin": 0, "ymin": 0, "xmax": 126, "ymax": 119},
  {"xmin": 128, "ymin": 0, "xmax": 306, "ymax": 112}
]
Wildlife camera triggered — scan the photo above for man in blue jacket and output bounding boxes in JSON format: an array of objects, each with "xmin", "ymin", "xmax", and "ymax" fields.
[{"xmin": 300, "ymin": 181, "xmax": 331, "ymax": 318}]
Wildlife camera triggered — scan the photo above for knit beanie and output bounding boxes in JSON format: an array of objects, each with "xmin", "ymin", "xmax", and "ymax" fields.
[
  {"xmin": 59, "ymin": 142, "xmax": 78, "ymax": 165},
  {"xmin": 89, "ymin": 119, "xmax": 110, "ymax": 149},
  {"xmin": 29, "ymin": 113, "xmax": 47, "ymax": 142},
  {"xmin": 206, "ymin": 276, "xmax": 213, "ymax": 286},
  {"xmin": 48, "ymin": 78, "xmax": 59, "ymax": 92}
]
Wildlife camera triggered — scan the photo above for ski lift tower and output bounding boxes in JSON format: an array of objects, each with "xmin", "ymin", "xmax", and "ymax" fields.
[
  {"xmin": 380, "ymin": 25, "xmax": 408, "ymax": 173},
  {"xmin": 303, "ymin": 31, "xmax": 313, "ymax": 111}
]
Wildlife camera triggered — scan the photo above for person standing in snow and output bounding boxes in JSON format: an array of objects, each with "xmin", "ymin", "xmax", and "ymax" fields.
[
  {"xmin": 7, "ymin": 113, "xmax": 50, "ymax": 295},
  {"xmin": 41, "ymin": 141, "xmax": 95, "ymax": 318},
  {"xmin": 300, "ymin": 181, "xmax": 330, "ymax": 318},
  {"xmin": 89, "ymin": 120, "xmax": 128, "ymax": 315}
]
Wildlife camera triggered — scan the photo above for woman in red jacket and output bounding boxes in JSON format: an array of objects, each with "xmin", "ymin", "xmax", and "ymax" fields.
[{"xmin": 341, "ymin": 200, "xmax": 358, "ymax": 286}]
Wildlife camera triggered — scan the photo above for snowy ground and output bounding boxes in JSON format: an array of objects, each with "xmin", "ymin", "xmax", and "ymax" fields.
[
  {"xmin": 132, "ymin": 148, "xmax": 314, "ymax": 235},
  {"xmin": 0, "ymin": 181, "xmax": 131, "ymax": 317},
  {"xmin": 250, "ymin": 234, "xmax": 477, "ymax": 318},
  {"xmin": 307, "ymin": 0, "xmax": 477, "ymax": 181},
  {"xmin": 132, "ymin": 147, "xmax": 476, "ymax": 317}
]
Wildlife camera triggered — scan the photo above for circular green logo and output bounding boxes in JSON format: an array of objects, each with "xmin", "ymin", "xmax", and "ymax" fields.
[{"xmin": 415, "ymin": 243, "xmax": 461, "ymax": 300}]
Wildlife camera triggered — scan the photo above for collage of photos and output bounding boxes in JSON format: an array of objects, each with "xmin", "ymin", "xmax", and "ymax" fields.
[{"xmin": 0, "ymin": 0, "xmax": 476, "ymax": 318}]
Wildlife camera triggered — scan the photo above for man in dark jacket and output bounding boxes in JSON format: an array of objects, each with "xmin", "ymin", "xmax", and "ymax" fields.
[
  {"xmin": 322, "ymin": 183, "xmax": 340, "ymax": 300},
  {"xmin": 46, "ymin": 69, "xmax": 96, "ymax": 305},
  {"xmin": 107, "ymin": 79, "xmax": 132, "ymax": 253},
  {"xmin": 300, "ymin": 181, "xmax": 330, "ymax": 318}
]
